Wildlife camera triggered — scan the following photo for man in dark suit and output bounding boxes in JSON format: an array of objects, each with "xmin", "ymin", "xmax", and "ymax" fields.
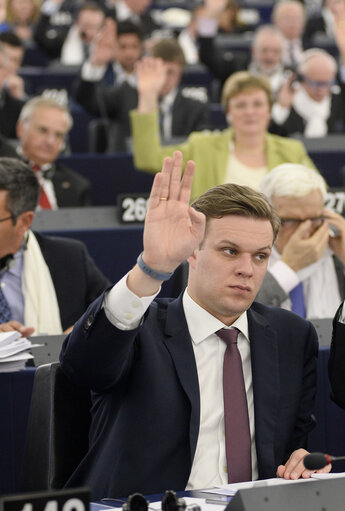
[
  {"xmin": 256, "ymin": 163, "xmax": 345, "ymax": 318},
  {"xmin": 0, "ymin": 158, "xmax": 110, "ymax": 337},
  {"xmin": 0, "ymin": 42, "xmax": 25, "ymax": 139},
  {"xmin": 60, "ymin": 151, "xmax": 329, "ymax": 500},
  {"xmin": 15, "ymin": 95, "xmax": 91, "ymax": 208},
  {"xmin": 329, "ymin": 301, "xmax": 345, "ymax": 408},
  {"xmin": 34, "ymin": 1, "xmax": 106, "ymax": 64},
  {"xmin": 75, "ymin": 37, "xmax": 209, "ymax": 152},
  {"xmin": 271, "ymin": 48, "xmax": 345, "ymax": 137}
]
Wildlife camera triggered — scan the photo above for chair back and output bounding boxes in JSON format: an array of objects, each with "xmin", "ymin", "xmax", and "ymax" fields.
[{"xmin": 21, "ymin": 362, "xmax": 91, "ymax": 491}]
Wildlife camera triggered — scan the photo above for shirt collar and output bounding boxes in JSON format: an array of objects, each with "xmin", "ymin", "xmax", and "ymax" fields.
[
  {"xmin": 182, "ymin": 288, "xmax": 249, "ymax": 345},
  {"xmin": 160, "ymin": 88, "xmax": 178, "ymax": 110}
]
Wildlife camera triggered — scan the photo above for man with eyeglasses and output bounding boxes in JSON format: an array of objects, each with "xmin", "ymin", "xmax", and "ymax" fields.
[
  {"xmin": 0, "ymin": 157, "xmax": 109, "ymax": 336},
  {"xmin": 256, "ymin": 163, "xmax": 345, "ymax": 318},
  {"xmin": 271, "ymin": 48, "xmax": 345, "ymax": 137}
]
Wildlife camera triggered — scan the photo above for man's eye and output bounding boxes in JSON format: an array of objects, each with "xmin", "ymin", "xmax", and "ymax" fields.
[{"xmin": 224, "ymin": 248, "xmax": 236, "ymax": 255}]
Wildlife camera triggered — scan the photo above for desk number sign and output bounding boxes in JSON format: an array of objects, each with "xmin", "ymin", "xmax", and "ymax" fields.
[
  {"xmin": 118, "ymin": 194, "xmax": 149, "ymax": 224},
  {"xmin": 0, "ymin": 488, "xmax": 90, "ymax": 511}
]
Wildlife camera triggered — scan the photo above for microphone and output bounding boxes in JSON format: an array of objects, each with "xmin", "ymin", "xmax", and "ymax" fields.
[{"xmin": 303, "ymin": 452, "xmax": 345, "ymax": 470}]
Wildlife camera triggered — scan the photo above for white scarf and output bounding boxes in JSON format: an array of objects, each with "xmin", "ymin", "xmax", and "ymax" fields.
[
  {"xmin": 60, "ymin": 25, "xmax": 85, "ymax": 65},
  {"xmin": 269, "ymin": 245, "xmax": 341, "ymax": 319},
  {"xmin": 23, "ymin": 231, "xmax": 63, "ymax": 334},
  {"xmin": 293, "ymin": 86, "xmax": 331, "ymax": 137}
]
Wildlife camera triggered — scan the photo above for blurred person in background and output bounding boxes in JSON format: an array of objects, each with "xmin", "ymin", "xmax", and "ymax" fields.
[
  {"xmin": 34, "ymin": 0, "xmax": 106, "ymax": 64},
  {"xmin": 0, "ymin": 31, "xmax": 27, "ymax": 99},
  {"xmin": 14, "ymin": 95, "xmax": 91, "ymax": 208},
  {"xmin": 131, "ymin": 69, "xmax": 315, "ymax": 201},
  {"xmin": 271, "ymin": 48, "xmax": 345, "ymax": 137},
  {"xmin": 4, "ymin": 0, "xmax": 41, "ymax": 42},
  {"xmin": 271, "ymin": 0, "xmax": 306, "ymax": 69},
  {"xmin": 76, "ymin": 37, "xmax": 209, "ymax": 152}
]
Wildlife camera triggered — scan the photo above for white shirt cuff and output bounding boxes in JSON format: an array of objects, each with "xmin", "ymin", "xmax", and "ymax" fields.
[
  {"xmin": 271, "ymin": 103, "xmax": 290, "ymax": 125},
  {"xmin": 197, "ymin": 17, "xmax": 218, "ymax": 37},
  {"xmin": 269, "ymin": 260, "xmax": 300, "ymax": 294},
  {"xmin": 103, "ymin": 273, "xmax": 160, "ymax": 330},
  {"xmin": 81, "ymin": 60, "xmax": 106, "ymax": 81},
  {"xmin": 41, "ymin": 0, "xmax": 60, "ymax": 15}
]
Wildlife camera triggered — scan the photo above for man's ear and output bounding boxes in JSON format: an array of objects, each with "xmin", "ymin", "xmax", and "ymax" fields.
[
  {"xmin": 16, "ymin": 211, "xmax": 34, "ymax": 236},
  {"xmin": 187, "ymin": 248, "xmax": 198, "ymax": 268}
]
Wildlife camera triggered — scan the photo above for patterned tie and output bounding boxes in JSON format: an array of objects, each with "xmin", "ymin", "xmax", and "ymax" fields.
[
  {"xmin": 290, "ymin": 282, "xmax": 306, "ymax": 318},
  {"xmin": 31, "ymin": 165, "xmax": 53, "ymax": 209},
  {"xmin": 0, "ymin": 277, "xmax": 11, "ymax": 323},
  {"xmin": 217, "ymin": 328, "xmax": 252, "ymax": 483}
]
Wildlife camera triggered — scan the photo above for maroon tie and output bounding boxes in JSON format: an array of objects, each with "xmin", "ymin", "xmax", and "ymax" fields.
[
  {"xmin": 217, "ymin": 328, "xmax": 252, "ymax": 483},
  {"xmin": 31, "ymin": 164, "xmax": 53, "ymax": 210}
]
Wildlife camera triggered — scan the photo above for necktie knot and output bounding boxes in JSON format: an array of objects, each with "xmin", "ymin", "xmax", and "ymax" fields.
[
  {"xmin": 31, "ymin": 164, "xmax": 41, "ymax": 173},
  {"xmin": 216, "ymin": 327, "xmax": 239, "ymax": 346}
]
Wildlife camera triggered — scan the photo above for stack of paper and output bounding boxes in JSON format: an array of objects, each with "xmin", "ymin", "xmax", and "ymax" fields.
[{"xmin": 0, "ymin": 331, "xmax": 34, "ymax": 372}]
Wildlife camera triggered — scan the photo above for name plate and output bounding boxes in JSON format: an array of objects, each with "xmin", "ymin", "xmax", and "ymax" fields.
[
  {"xmin": 118, "ymin": 194, "xmax": 149, "ymax": 224},
  {"xmin": 0, "ymin": 488, "xmax": 90, "ymax": 511}
]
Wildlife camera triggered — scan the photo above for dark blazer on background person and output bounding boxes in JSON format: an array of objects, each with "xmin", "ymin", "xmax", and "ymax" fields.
[
  {"xmin": 256, "ymin": 255, "xmax": 345, "ymax": 308},
  {"xmin": 52, "ymin": 162, "xmax": 92, "ymax": 207},
  {"xmin": 74, "ymin": 79, "xmax": 210, "ymax": 151},
  {"xmin": 329, "ymin": 303, "xmax": 345, "ymax": 408},
  {"xmin": 60, "ymin": 293, "xmax": 318, "ymax": 500},
  {"xmin": 34, "ymin": 231, "xmax": 110, "ymax": 331},
  {"xmin": 0, "ymin": 90, "xmax": 25, "ymax": 139},
  {"xmin": 34, "ymin": 12, "xmax": 70, "ymax": 59},
  {"xmin": 270, "ymin": 91, "xmax": 345, "ymax": 137}
]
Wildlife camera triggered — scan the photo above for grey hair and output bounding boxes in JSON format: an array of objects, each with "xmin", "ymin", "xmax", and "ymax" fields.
[
  {"xmin": 253, "ymin": 24, "xmax": 285, "ymax": 47},
  {"xmin": 297, "ymin": 48, "xmax": 337, "ymax": 76},
  {"xmin": 18, "ymin": 95, "xmax": 73, "ymax": 131},
  {"xmin": 259, "ymin": 164, "xmax": 327, "ymax": 202}
]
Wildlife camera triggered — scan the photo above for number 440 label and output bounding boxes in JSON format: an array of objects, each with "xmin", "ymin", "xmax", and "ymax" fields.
[{"xmin": 0, "ymin": 488, "xmax": 89, "ymax": 511}]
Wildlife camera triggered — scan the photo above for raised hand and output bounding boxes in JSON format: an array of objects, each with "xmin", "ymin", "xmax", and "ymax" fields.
[
  {"xmin": 127, "ymin": 152, "xmax": 205, "ymax": 296},
  {"xmin": 324, "ymin": 208, "xmax": 345, "ymax": 265},
  {"xmin": 137, "ymin": 57, "xmax": 166, "ymax": 112},
  {"xmin": 90, "ymin": 18, "xmax": 117, "ymax": 67},
  {"xmin": 280, "ymin": 220, "xmax": 330, "ymax": 272},
  {"xmin": 277, "ymin": 72, "xmax": 297, "ymax": 108}
]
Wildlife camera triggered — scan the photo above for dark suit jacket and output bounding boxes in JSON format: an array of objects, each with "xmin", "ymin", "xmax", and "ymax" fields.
[
  {"xmin": 60, "ymin": 294, "xmax": 318, "ymax": 499},
  {"xmin": 0, "ymin": 89, "xmax": 25, "ymax": 139},
  {"xmin": 256, "ymin": 255, "xmax": 345, "ymax": 309},
  {"xmin": 270, "ymin": 92, "xmax": 345, "ymax": 137},
  {"xmin": 329, "ymin": 303, "xmax": 345, "ymax": 408},
  {"xmin": 34, "ymin": 232, "xmax": 110, "ymax": 330},
  {"xmin": 52, "ymin": 162, "xmax": 91, "ymax": 207},
  {"xmin": 34, "ymin": 12, "xmax": 70, "ymax": 59},
  {"xmin": 75, "ymin": 79, "xmax": 210, "ymax": 151}
]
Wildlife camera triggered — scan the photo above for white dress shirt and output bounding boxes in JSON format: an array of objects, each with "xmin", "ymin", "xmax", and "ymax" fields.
[{"xmin": 104, "ymin": 275, "xmax": 258, "ymax": 489}]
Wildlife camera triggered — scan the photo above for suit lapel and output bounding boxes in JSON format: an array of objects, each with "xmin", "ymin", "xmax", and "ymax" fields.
[
  {"xmin": 163, "ymin": 295, "xmax": 200, "ymax": 461},
  {"xmin": 247, "ymin": 306, "xmax": 280, "ymax": 478}
]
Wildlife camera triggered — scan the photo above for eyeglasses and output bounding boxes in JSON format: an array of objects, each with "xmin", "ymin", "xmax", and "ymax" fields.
[
  {"xmin": 302, "ymin": 77, "xmax": 335, "ymax": 89},
  {"xmin": 280, "ymin": 216, "xmax": 325, "ymax": 229},
  {"xmin": 0, "ymin": 215, "xmax": 14, "ymax": 224}
]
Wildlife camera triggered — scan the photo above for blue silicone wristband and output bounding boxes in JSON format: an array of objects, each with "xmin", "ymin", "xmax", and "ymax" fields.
[{"xmin": 137, "ymin": 252, "xmax": 174, "ymax": 281}]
